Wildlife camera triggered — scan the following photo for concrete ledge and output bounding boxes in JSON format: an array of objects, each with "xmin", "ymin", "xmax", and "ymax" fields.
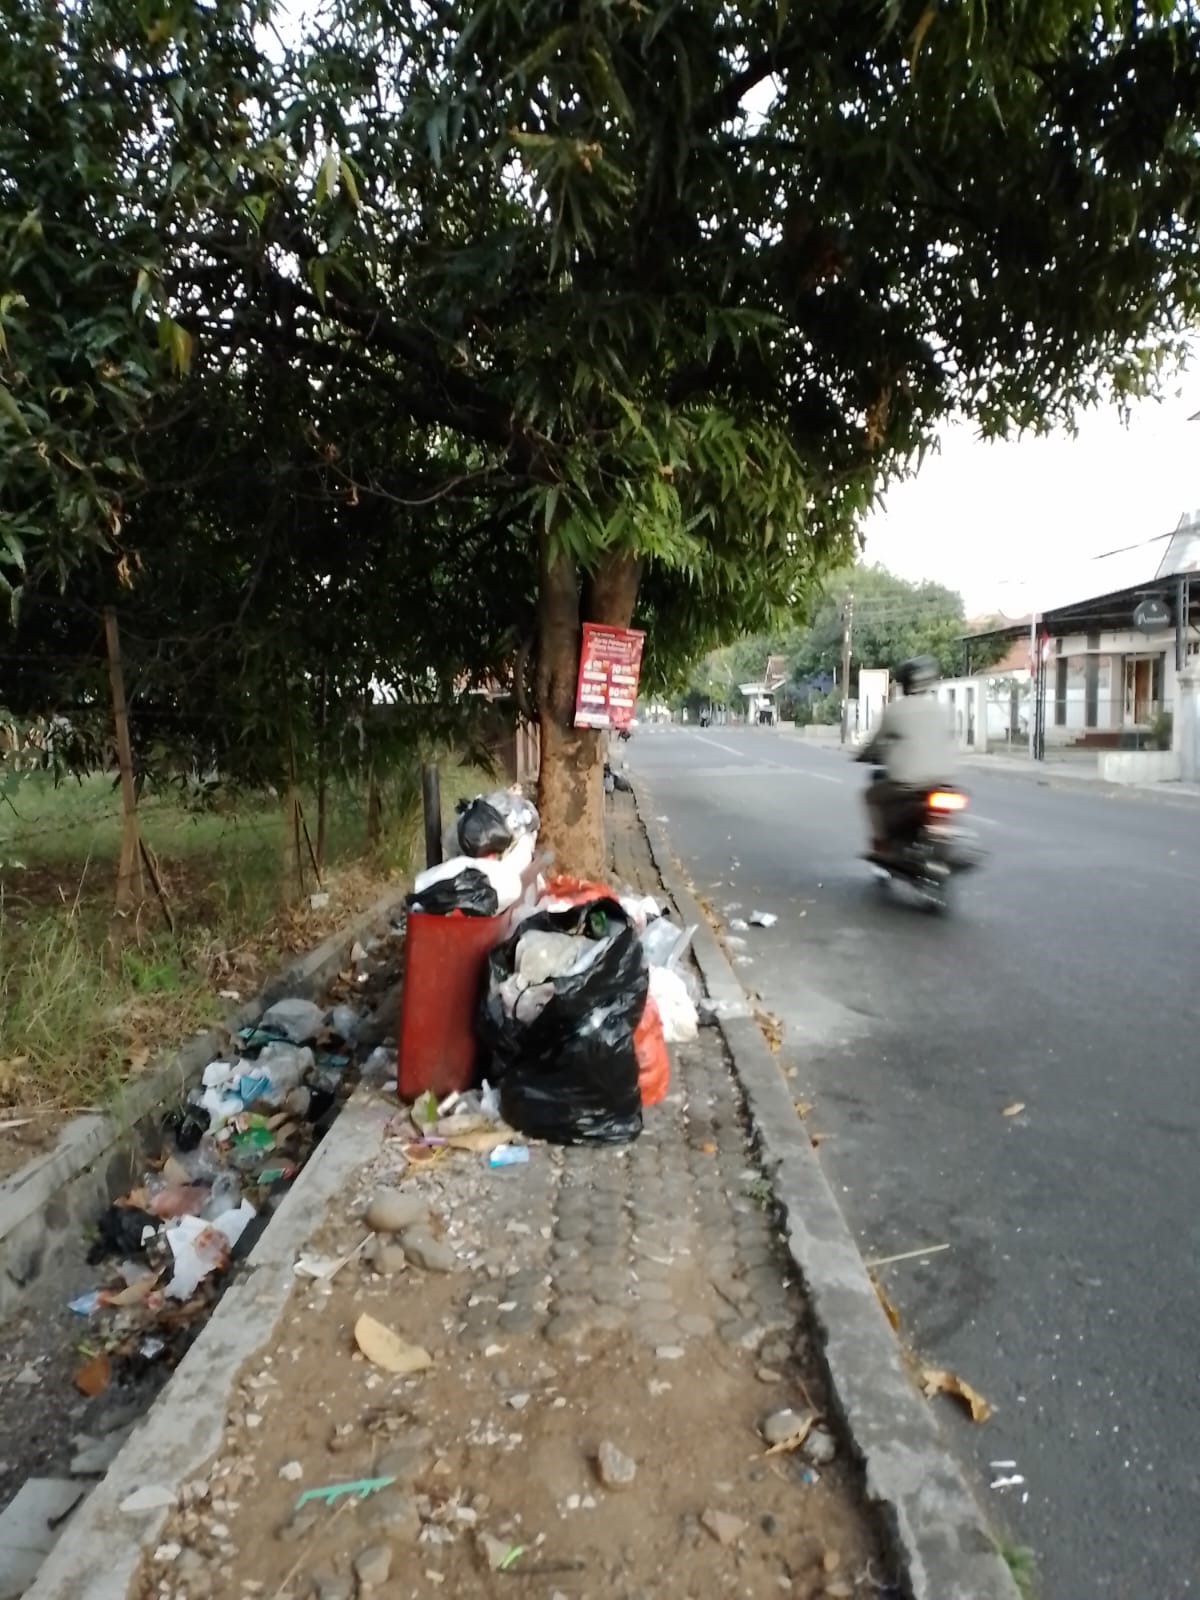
[
  {"xmin": 637, "ymin": 800, "xmax": 1021, "ymax": 1600},
  {"xmin": 1097, "ymin": 749, "xmax": 1181, "ymax": 785},
  {"xmin": 0, "ymin": 887, "xmax": 405, "ymax": 1322},
  {"xmin": 24, "ymin": 1084, "xmax": 392, "ymax": 1600}
]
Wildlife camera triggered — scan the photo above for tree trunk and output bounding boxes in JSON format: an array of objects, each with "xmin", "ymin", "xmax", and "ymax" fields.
[{"xmin": 535, "ymin": 538, "xmax": 642, "ymax": 877}]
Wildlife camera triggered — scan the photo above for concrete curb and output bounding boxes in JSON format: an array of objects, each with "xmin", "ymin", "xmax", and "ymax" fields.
[
  {"xmin": 24, "ymin": 1083, "xmax": 393, "ymax": 1600},
  {"xmin": 636, "ymin": 799, "xmax": 1022, "ymax": 1600},
  {"xmin": 963, "ymin": 755, "xmax": 1200, "ymax": 808},
  {"xmin": 0, "ymin": 887, "xmax": 405, "ymax": 1322}
]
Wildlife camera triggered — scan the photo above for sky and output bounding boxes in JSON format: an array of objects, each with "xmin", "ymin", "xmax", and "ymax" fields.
[{"xmin": 859, "ymin": 388, "xmax": 1200, "ymax": 619}]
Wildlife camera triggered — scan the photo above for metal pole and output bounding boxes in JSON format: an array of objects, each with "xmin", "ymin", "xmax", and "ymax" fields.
[
  {"xmin": 421, "ymin": 764, "xmax": 442, "ymax": 869},
  {"xmin": 840, "ymin": 592, "xmax": 854, "ymax": 745},
  {"xmin": 1028, "ymin": 612, "xmax": 1037, "ymax": 760}
]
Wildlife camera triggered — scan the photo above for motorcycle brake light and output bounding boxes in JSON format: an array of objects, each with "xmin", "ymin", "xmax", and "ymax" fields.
[{"xmin": 928, "ymin": 790, "xmax": 967, "ymax": 813}]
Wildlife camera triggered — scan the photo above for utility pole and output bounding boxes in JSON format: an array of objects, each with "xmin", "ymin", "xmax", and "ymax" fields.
[{"xmin": 839, "ymin": 591, "xmax": 854, "ymax": 745}]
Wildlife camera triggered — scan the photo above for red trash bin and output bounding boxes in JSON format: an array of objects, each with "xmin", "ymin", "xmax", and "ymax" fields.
[{"xmin": 397, "ymin": 907, "xmax": 517, "ymax": 1102}]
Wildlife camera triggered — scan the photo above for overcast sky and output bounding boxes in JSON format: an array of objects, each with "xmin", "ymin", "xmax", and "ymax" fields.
[{"xmin": 859, "ymin": 385, "xmax": 1200, "ymax": 617}]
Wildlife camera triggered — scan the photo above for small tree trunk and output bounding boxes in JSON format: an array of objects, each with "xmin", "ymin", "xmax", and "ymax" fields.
[{"xmin": 535, "ymin": 539, "xmax": 641, "ymax": 877}]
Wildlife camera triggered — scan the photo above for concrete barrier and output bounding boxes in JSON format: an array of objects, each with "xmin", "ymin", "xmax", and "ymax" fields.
[{"xmin": 1097, "ymin": 749, "xmax": 1182, "ymax": 785}]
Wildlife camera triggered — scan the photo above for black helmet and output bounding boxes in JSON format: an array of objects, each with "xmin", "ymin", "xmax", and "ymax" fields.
[{"xmin": 896, "ymin": 655, "xmax": 939, "ymax": 695}]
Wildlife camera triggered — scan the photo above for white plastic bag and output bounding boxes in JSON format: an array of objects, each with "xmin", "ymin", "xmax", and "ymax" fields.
[
  {"xmin": 649, "ymin": 966, "xmax": 699, "ymax": 1044},
  {"xmin": 641, "ymin": 916, "xmax": 697, "ymax": 970}
]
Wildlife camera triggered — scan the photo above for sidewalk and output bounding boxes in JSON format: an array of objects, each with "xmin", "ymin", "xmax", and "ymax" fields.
[
  {"xmin": 36, "ymin": 801, "xmax": 884, "ymax": 1600},
  {"xmin": 963, "ymin": 749, "xmax": 1200, "ymax": 803}
]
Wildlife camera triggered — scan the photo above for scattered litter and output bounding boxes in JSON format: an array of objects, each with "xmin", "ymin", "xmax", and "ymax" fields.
[
  {"xmin": 295, "ymin": 1476, "xmax": 395, "ymax": 1510},
  {"xmin": 488, "ymin": 1144, "xmax": 530, "ymax": 1169},
  {"xmin": 728, "ymin": 917, "xmax": 750, "ymax": 933},
  {"xmin": 749, "ymin": 911, "xmax": 778, "ymax": 928},
  {"xmin": 864, "ymin": 1243, "xmax": 950, "ymax": 1269},
  {"xmin": 990, "ymin": 1474, "xmax": 1025, "ymax": 1490},
  {"xmin": 73, "ymin": 1353, "xmax": 112, "ymax": 1398},
  {"xmin": 0, "ymin": 1117, "xmax": 33, "ymax": 1132},
  {"xmin": 1002, "ymin": 1102, "xmax": 1026, "ymax": 1118},
  {"xmin": 308, "ymin": 891, "xmax": 331, "ymax": 910},
  {"xmin": 354, "ymin": 1313, "xmax": 433, "ymax": 1375},
  {"xmin": 920, "ymin": 1367, "xmax": 992, "ymax": 1423},
  {"xmin": 120, "ymin": 1484, "xmax": 175, "ymax": 1514},
  {"xmin": 294, "ymin": 1236, "xmax": 370, "ymax": 1283}
]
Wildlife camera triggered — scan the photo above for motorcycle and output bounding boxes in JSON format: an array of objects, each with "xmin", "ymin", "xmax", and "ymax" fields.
[{"xmin": 864, "ymin": 771, "xmax": 983, "ymax": 912}]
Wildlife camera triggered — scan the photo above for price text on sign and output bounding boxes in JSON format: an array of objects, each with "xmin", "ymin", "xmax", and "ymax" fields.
[{"xmin": 573, "ymin": 623, "xmax": 646, "ymax": 731}]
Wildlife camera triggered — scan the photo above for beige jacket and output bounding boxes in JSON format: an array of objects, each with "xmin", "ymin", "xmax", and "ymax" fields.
[{"xmin": 860, "ymin": 693, "xmax": 958, "ymax": 786}]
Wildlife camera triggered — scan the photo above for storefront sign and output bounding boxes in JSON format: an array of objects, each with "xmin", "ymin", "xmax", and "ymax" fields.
[{"xmin": 573, "ymin": 623, "xmax": 645, "ymax": 730}]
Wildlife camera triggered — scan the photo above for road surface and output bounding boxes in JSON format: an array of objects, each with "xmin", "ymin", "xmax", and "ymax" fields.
[{"xmin": 629, "ymin": 724, "xmax": 1200, "ymax": 1600}]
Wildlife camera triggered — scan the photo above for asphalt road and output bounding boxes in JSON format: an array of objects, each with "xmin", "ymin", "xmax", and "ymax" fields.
[{"xmin": 628, "ymin": 724, "xmax": 1200, "ymax": 1600}]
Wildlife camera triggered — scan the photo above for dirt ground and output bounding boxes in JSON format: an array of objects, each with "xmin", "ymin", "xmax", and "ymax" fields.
[{"xmin": 136, "ymin": 1142, "xmax": 890, "ymax": 1600}]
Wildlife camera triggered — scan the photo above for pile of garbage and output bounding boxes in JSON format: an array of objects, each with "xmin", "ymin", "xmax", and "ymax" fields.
[
  {"xmin": 407, "ymin": 790, "xmax": 541, "ymax": 919},
  {"xmin": 68, "ymin": 937, "xmax": 402, "ymax": 1398}
]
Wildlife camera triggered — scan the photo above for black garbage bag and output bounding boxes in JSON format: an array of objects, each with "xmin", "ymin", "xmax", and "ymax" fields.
[
  {"xmin": 479, "ymin": 899, "xmax": 648, "ymax": 1146},
  {"xmin": 87, "ymin": 1204, "xmax": 159, "ymax": 1265},
  {"xmin": 457, "ymin": 797, "xmax": 515, "ymax": 858},
  {"xmin": 406, "ymin": 868, "xmax": 499, "ymax": 918}
]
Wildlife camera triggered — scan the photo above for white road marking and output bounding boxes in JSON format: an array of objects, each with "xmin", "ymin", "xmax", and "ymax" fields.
[{"xmin": 689, "ymin": 733, "xmax": 845, "ymax": 782}]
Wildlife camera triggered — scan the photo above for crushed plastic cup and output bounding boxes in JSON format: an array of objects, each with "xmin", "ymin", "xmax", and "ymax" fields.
[{"xmin": 488, "ymin": 1144, "xmax": 530, "ymax": 1169}]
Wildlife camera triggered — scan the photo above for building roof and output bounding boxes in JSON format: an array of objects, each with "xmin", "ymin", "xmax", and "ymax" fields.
[{"xmin": 964, "ymin": 509, "xmax": 1200, "ymax": 645}]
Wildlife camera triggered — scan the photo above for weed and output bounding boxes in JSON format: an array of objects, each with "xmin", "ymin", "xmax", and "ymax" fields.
[
  {"xmin": 0, "ymin": 758, "xmax": 493, "ymax": 1113},
  {"xmin": 742, "ymin": 1175, "xmax": 774, "ymax": 1211},
  {"xmin": 994, "ymin": 1536, "xmax": 1038, "ymax": 1599}
]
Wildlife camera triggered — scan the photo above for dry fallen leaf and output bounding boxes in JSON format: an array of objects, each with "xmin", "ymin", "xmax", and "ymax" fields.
[
  {"xmin": 1002, "ymin": 1102, "xmax": 1026, "ymax": 1118},
  {"xmin": 794, "ymin": 1100, "xmax": 814, "ymax": 1119},
  {"xmin": 920, "ymin": 1367, "xmax": 992, "ymax": 1423},
  {"xmin": 74, "ymin": 1353, "xmax": 112, "ymax": 1398},
  {"xmin": 445, "ymin": 1129, "xmax": 513, "ymax": 1155},
  {"xmin": 103, "ymin": 1274, "xmax": 161, "ymax": 1308},
  {"xmin": 762, "ymin": 1413, "xmax": 816, "ymax": 1457},
  {"xmin": 126, "ymin": 1045, "xmax": 152, "ymax": 1075},
  {"xmin": 872, "ymin": 1277, "xmax": 901, "ymax": 1333},
  {"xmin": 354, "ymin": 1314, "xmax": 432, "ymax": 1376}
]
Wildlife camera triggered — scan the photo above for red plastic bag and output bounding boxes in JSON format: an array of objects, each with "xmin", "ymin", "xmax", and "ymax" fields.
[
  {"xmin": 634, "ymin": 994, "xmax": 670, "ymax": 1107},
  {"xmin": 542, "ymin": 874, "xmax": 618, "ymax": 908}
]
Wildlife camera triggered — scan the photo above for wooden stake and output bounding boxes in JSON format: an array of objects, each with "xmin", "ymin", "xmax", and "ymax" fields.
[{"xmin": 104, "ymin": 608, "xmax": 144, "ymax": 913}]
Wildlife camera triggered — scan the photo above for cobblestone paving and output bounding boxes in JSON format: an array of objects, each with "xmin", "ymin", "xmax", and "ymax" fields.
[{"xmin": 455, "ymin": 1029, "xmax": 797, "ymax": 1360}]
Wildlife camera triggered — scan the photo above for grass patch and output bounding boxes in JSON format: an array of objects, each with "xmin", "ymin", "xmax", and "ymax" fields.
[
  {"xmin": 0, "ymin": 758, "xmax": 493, "ymax": 1116},
  {"xmin": 994, "ymin": 1536, "xmax": 1038, "ymax": 1599}
]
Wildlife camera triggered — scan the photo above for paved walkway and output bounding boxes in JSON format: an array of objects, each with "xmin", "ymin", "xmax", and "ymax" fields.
[{"xmin": 131, "ymin": 799, "xmax": 883, "ymax": 1600}]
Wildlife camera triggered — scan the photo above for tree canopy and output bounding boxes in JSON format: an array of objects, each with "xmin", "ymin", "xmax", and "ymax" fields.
[{"xmin": 3, "ymin": 0, "xmax": 1199, "ymax": 867}]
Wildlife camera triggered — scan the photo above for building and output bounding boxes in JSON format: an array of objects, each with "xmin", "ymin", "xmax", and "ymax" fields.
[
  {"xmin": 962, "ymin": 510, "xmax": 1200, "ymax": 752},
  {"xmin": 738, "ymin": 654, "xmax": 791, "ymax": 724}
]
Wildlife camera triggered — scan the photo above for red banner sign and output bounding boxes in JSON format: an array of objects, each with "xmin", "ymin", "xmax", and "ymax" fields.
[{"xmin": 573, "ymin": 623, "xmax": 645, "ymax": 730}]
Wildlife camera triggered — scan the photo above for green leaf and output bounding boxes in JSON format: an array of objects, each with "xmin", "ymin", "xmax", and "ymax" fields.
[{"xmin": 0, "ymin": 383, "xmax": 28, "ymax": 434}]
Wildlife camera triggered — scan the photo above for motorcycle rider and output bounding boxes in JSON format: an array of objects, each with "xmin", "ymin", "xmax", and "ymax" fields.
[{"xmin": 856, "ymin": 656, "xmax": 958, "ymax": 860}]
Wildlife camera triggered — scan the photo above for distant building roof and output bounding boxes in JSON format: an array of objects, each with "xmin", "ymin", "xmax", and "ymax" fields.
[{"xmin": 763, "ymin": 654, "xmax": 791, "ymax": 691}]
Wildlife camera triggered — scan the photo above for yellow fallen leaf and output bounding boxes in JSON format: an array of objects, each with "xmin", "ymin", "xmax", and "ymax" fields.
[
  {"xmin": 762, "ymin": 1413, "xmax": 816, "ymax": 1457},
  {"xmin": 794, "ymin": 1100, "xmax": 814, "ymax": 1119},
  {"xmin": 354, "ymin": 1314, "xmax": 432, "ymax": 1376},
  {"xmin": 1002, "ymin": 1102, "xmax": 1026, "ymax": 1118},
  {"xmin": 103, "ymin": 1273, "xmax": 162, "ymax": 1307},
  {"xmin": 127, "ymin": 1045, "xmax": 152, "ymax": 1075},
  {"xmin": 872, "ymin": 1277, "xmax": 901, "ymax": 1333},
  {"xmin": 446, "ymin": 1128, "xmax": 514, "ymax": 1154},
  {"xmin": 920, "ymin": 1367, "xmax": 992, "ymax": 1423}
]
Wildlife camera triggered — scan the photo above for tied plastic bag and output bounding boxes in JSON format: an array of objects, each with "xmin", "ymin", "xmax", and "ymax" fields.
[
  {"xmin": 457, "ymin": 797, "xmax": 515, "ymax": 858},
  {"xmin": 407, "ymin": 861, "xmax": 500, "ymax": 918},
  {"xmin": 479, "ymin": 899, "xmax": 648, "ymax": 1146},
  {"xmin": 485, "ymin": 788, "xmax": 539, "ymax": 841},
  {"xmin": 634, "ymin": 994, "xmax": 670, "ymax": 1106}
]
